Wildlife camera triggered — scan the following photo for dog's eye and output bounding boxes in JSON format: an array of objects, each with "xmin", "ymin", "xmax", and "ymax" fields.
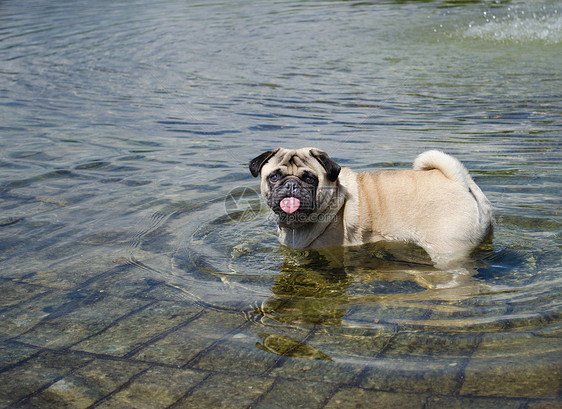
[
  {"xmin": 303, "ymin": 175, "xmax": 316, "ymax": 184},
  {"xmin": 268, "ymin": 174, "xmax": 279, "ymax": 183}
]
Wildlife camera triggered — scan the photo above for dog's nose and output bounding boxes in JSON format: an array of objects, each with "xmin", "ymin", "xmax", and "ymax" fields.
[{"xmin": 284, "ymin": 179, "xmax": 299, "ymax": 194}]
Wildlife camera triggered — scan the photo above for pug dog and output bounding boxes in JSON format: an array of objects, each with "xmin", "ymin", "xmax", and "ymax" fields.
[{"xmin": 249, "ymin": 148, "xmax": 493, "ymax": 268}]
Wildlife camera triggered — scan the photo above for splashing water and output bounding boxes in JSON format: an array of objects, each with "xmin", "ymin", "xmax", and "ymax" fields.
[{"xmin": 463, "ymin": 7, "xmax": 562, "ymax": 44}]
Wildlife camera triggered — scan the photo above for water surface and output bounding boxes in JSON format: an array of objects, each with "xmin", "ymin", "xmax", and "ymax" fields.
[{"xmin": 0, "ymin": 0, "xmax": 561, "ymax": 406}]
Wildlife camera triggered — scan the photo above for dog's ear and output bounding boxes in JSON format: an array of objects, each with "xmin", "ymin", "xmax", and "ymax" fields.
[
  {"xmin": 310, "ymin": 149, "xmax": 341, "ymax": 182},
  {"xmin": 249, "ymin": 148, "xmax": 280, "ymax": 177}
]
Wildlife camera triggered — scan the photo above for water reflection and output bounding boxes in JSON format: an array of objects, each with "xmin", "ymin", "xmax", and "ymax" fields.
[
  {"xmin": 256, "ymin": 251, "xmax": 351, "ymax": 326},
  {"xmin": 251, "ymin": 241, "xmax": 501, "ymax": 328}
]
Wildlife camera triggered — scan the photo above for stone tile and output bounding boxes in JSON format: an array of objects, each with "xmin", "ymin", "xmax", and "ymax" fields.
[
  {"xmin": 307, "ymin": 325, "xmax": 395, "ymax": 358},
  {"xmin": 383, "ymin": 330, "xmax": 480, "ymax": 358},
  {"xmin": 23, "ymin": 359, "xmax": 150, "ymax": 409},
  {"xmin": 0, "ymin": 251, "xmax": 64, "ymax": 283},
  {"xmin": 426, "ymin": 295, "xmax": 510, "ymax": 330},
  {"xmin": 461, "ymin": 333, "xmax": 562, "ymax": 399},
  {"xmin": 425, "ymin": 395, "xmax": 524, "ymax": 409},
  {"xmin": 140, "ymin": 281, "xmax": 230, "ymax": 304},
  {"xmin": 72, "ymin": 301, "xmax": 202, "ymax": 357},
  {"xmin": 132, "ymin": 308, "xmax": 243, "ymax": 366},
  {"xmin": 359, "ymin": 356, "xmax": 464, "ymax": 394},
  {"xmin": 0, "ymin": 351, "xmax": 92, "ymax": 407},
  {"xmin": 345, "ymin": 303, "xmax": 430, "ymax": 327},
  {"xmin": 16, "ymin": 294, "xmax": 149, "ymax": 349},
  {"xmin": 526, "ymin": 400, "xmax": 562, "ymax": 409},
  {"xmin": 140, "ymin": 283, "xmax": 197, "ymax": 302},
  {"xmin": 78, "ymin": 230, "xmax": 134, "ymax": 247},
  {"xmin": 0, "ymin": 340, "xmax": 38, "ymax": 369},
  {"xmin": 253, "ymin": 378, "xmax": 335, "ymax": 409},
  {"xmin": 265, "ymin": 328, "xmax": 363, "ymax": 383},
  {"xmin": 171, "ymin": 373, "xmax": 274, "ymax": 409},
  {"xmin": 531, "ymin": 322, "xmax": 562, "ymax": 338},
  {"xmin": 83, "ymin": 263, "xmax": 164, "ymax": 298},
  {"xmin": 0, "ymin": 280, "xmax": 49, "ymax": 308},
  {"xmin": 269, "ymin": 357, "xmax": 360, "ymax": 384},
  {"xmin": 95, "ymin": 366, "xmax": 208, "ymax": 409},
  {"xmin": 324, "ymin": 387, "xmax": 426, "ymax": 409},
  {"xmin": 17, "ymin": 251, "xmax": 116, "ymax": 290},
  {"xmin": 189, "ymin": 336, "xmax": 279, "ymax": 376},
  {"xmin": 0, "ymin": 290, "xmax": 69, "ymax": 337}
]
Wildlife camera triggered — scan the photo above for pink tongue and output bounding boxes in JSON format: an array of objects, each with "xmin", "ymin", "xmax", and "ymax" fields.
[{"xmin": 280, "ymin": 197, "xmax": 300, "ymax": 214}]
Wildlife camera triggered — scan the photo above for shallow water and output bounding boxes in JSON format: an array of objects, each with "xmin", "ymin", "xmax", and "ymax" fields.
[{"xmin": 1, "ymin": 0, "xmax": 561, "ymax": 406}]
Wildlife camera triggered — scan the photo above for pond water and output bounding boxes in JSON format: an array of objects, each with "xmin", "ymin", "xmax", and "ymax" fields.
[{"xmin": 0, "ymin": 0, "xmax": 561, "ymax": 406}]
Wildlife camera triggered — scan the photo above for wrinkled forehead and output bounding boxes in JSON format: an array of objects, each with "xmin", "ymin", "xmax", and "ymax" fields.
[{"xmin": 263, "ymin": 149, "xmax": 322, "ymax": 176}]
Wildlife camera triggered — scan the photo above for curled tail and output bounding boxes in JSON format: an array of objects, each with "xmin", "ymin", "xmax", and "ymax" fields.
[
  {"xmin": 413, "ymin": 150, "xmax": 471, "ymax": 190},
  {"xmin": 414, "ymin": 150, "xmax": 493, "ymax": 233}
]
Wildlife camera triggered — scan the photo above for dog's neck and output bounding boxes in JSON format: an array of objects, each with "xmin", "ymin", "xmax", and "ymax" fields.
[
  {"xmin": 276, "ymin": 187, "xmax": 346, "ymax": 249},
  {"xmin": 277, "ymin": 221, "xmax": 330, "ymax": 249}
]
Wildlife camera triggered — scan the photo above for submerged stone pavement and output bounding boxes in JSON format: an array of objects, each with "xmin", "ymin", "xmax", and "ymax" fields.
[{"xmin": 1, "ymin": 259, "xmax": 561, "ymax": 409}]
